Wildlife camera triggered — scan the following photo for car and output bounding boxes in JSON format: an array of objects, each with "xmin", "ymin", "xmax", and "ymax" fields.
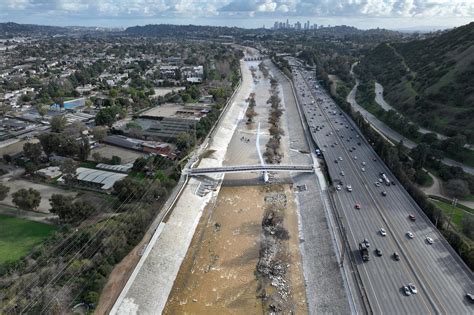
[
  {"xmin": 361, "ymin": 167, "xmax": 366, "ymax": 172},
  {"xmin": 408, "ymin": 283, "xmax": 417, "ymax": 294},
  {"xmin": 393, "ymin": 252, "xmax": 400, "ymax": 261},
  {"xmin": 408, "ymin": 214, "xmax": 416, "ymax": 221},
  {"xmin": 340, "ymin": 170, "xmax": 346, "ymax": 176},
  {"xmin": 362, "ymin": 162, "xmax": 366, "ymax": 166},
  {"xmin": 375, "ymin": 248, "xmax": 382, "ymax": 256},
  {"xmin": 403, "ymin": 286, "xmax": 412, "ymax": 296},
  {"xmin": 363, "ymin": 238, "xmax": 370, "ymax": 247},
  {"xmin": 466, "ymin": 293, "xmax": 474, "ymax": 303},
  {"xmin": 323, "ymin": 144, "xmax": 328, "ymax": 147},
  {"xmin": 426, "ymin": 236, "xmax": 434, "ymax": 244},
  {"xmin": 375, "ymin": 182, "xmax": 381, "ymax": 187},
  {"xmin": 372, "ymin": 157, "xmax": 377, "ymax": 161},
  {"xmin": 353, "ymin": 156, "xmax": 358, "ymax": 160},
  {"xmin": 407, "ymin": 231, "xmax": 414, "ymax": 239},
  {"xmin": 349, "ymin": 149, "xmax": 353, "ymax": 152},
  {"xmin": 391, "ymin": 181, "xmax": 396, "ymax": 185},
  {"xmin": 379, "ymin": 178, "xmax": 384, "ymax": 183},
  {"xmin": 334, "ymin": 159, "xmax": 338, "ymax": 163},
  {"xmin": 346, "ymin": 185, "xmax": 353, "ymax": 192},
  {"xmin": 380, "ymin": 228, "xmax": 386, "ymax": 236},
  {"xmin": 336, "ymin": 185, "xmax": 341, "ymax": 191},
  {"xmin": 338, "ymin": 156, "xmax": 343, "ymax": 161},
  {"xmin": 331, "ymin": 144, "xmax": 334, "ymax": 148},
  {"xmin": 355, "ymin": 203, "xmax": 361, "ymax": 209},
  {"xmin": 346, "ymin": 139, "xmax": 350, "ymax": 142},
  {"xmin": 381, "ymin": 191, "xmax": 387, "ymax": 196},
  {"xmin": 358, "ymin": 142, "xmax": 362, "ymax": 146}
]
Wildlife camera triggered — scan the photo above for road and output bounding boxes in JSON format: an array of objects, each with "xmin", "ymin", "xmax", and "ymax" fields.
[
  {"xmin": 289, "ymin": 57, "xmax": 474, "ymax": 314},
  {"xmin": 347, "ymin": 80, "xmax": 474, "ymax": 175}
]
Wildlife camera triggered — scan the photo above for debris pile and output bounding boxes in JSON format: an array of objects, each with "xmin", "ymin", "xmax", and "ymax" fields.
[{"xmin": 256, "ymin": 192, "xmax": 293, "ymax": 313}]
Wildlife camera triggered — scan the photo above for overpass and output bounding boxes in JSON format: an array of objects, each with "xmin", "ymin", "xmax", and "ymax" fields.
[{"xmin": 187, "ymin": 164, "xmax": 314, "ymax": 176}]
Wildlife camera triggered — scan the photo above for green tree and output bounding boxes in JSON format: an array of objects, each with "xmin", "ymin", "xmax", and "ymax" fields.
[
  {"xmin": 445, "ymin": 179, "xmax": 470, "ymax": 198},
  {"xmin": 49, "ymin": 194, "xmax": 95, "ymax": 224},
  {"xmin": 411, "ymin": 143, "xmax": 430, "ymax": 170},
  {"xmin": 12, "ymin": 188, "xmax": 41, "ymax": 211},
  {"xmin": 36, "ymin": 104, "xmax": 48, "ymax": 118},
  {"xmin": 113, "ymin": 177, "xmax": 146, "ymax": 202},
  {"xmin": 50, "ymin": 115, "xmax": 67, "ymax": 133},
  {"xmin": 78, "ymin": 136, "xmax": 90, "ymax": 161},
  {"xmin": 176, "ymin": 132, "xmax": 195, "ymax": 151},
  {"xmin": 0, "ymin": 183, "xmax": 10, "ymax": 201},
  {"xmin": 91, "ymin": 126, "xmax": 107, "ymax": 142},
  {"xmin": 23, "ymin": 142, "xmax": 43, "ymax": 164}
]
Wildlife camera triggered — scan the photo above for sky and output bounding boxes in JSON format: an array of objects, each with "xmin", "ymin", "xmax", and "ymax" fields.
[{"xmin": 0, "ymin": 0, "xmax": 472, "ymax": 30}]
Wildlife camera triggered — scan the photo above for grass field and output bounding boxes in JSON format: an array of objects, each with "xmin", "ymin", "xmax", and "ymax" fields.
[
  {"xmin": 0, "ymin": 214, "xmax": 57, "ymax": 265},
  {"xmin": 431, "ymin": 199, "xmax": 471, "ymax": 230}
]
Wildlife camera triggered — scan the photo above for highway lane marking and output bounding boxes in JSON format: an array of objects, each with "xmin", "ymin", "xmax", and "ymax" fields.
[
  {"xmin": 299, "ymin": 72, "xmax": 439, "ymax": 314},
  {"xmin": 299, "ymin": 72, "xmax": 384, "ymax": 314},
  {"xmin": 310, "ymin": 80, "xmax": 443, "ymax": 314}
]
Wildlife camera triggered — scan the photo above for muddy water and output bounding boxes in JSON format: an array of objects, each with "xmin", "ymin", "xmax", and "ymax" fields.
[{"xmin": 163, "ymin": 184, "xmax": 307, "ymax": 314}]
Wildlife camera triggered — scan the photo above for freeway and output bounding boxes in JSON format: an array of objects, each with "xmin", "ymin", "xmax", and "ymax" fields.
[{"xmin": 288, "ymin": 57, "xmax": 474, "ymax": 314}]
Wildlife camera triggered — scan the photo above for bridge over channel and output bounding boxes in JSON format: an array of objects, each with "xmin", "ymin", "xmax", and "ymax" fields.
[{"xmin": 187, "ymin": 164, "xmax": 314, "ymax": 176}]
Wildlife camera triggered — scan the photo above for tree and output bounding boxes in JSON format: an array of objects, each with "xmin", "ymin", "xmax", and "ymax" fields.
[
  {"xmin": 50, "ymin": 115, "xmax": 67, "ymax": 133},
  {"xmin": 91, "ymin": 126, "xmax": 107, "ymax": 142},
  {"xmin": 49, "ymin": 194, "xmax": 95, "ymax": 224},
  {"xmin": 132, "ymin": 157, "xmax": 148, "ymax": 172},
  {"xmin": 445, "ymin": 179, "xmax": 470, "ymax": 198},
  {"xmin": 462, "ymin": 215, "xmax": 474, "ymax": 239},
  {"xmin": 411, "ymin": 143, "xmax": 430, "ymax": 170},
  {"xmin": 23, "ymin": 142, "xmax": 43, "ymax": 164},
  {"xmin": 60, "ymin": 158, "xmax": 76, "ymax": 181},
  {"xmin": 92, "ymin": 152, "xmax": 102, "ymax": 162},
  {"xmin": 176, "ymin": 132, "xmax": 195, "ymax": 151},
  {"xmin": 113, "ymin": 177, "xmax": 146, "ymax": 202},
  {"xmin": 12, "ymin": 188, "xmax": 41, "ymax": 211},
  {"xmin": 110, "ymin": 155, "xmax": 121, "ymax": 165},
  {"xmin": 36, "ymin": 104, "xmax": 48, "ymax": 118},
  {"xmin": 0, "ymin": 183, "xmax": 10, "ymax": 201},
  {"xmin": 78, "ymin": 136, "xmax": 90, "ymax": 161}
]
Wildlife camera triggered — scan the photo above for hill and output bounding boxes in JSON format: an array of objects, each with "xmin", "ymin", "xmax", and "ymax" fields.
[
  {"xmin": 356, "ymin": 22, "xmax": 474, "ymax": 142},
  {"xmin": 0, "ymin": 22, "xmax": 68, "ymax": 37}
]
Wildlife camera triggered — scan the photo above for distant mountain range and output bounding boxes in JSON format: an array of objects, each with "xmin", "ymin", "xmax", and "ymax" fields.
[
  {"xmin": 0, "ymin": 22, "xmax": 123, "ymax": 37},
  {"xmin": 356, "ymin": 22, "xmax": 474, "ymax": 141}
]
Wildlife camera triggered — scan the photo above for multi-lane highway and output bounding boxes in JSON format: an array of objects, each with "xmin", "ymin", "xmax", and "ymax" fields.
[{"xmin": 288, "ymin": 57, "xmax": 474, "ymax": 314}]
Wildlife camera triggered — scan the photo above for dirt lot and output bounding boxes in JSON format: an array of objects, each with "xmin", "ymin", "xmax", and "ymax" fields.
[
  {"xmin": 163, "ymin": 184, "xmax": 307, "ymax": 314},
  {"xmin": 0, "ymin": 179, "xmax": 76, "ymax": 212},
  {"xmin": 91, "ymin": 144, "xmax": 144, "ymax": 164}
]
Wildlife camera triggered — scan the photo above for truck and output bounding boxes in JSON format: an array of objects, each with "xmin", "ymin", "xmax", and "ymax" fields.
[
  {"xmin": 359, "ymin": 242, "xmax": 370, "ymax": 261},
  {"xmin": 380, "ymin": 172, "xmax": 390, "ymax": 186}
]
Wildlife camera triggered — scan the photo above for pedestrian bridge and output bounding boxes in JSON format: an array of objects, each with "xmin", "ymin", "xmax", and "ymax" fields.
[{"xmin": 187, "ymin": 164, "xmax": 314, "ymax": 176}]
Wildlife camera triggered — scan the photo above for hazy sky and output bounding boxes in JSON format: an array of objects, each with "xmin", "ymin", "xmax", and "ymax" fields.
[{"xmin": 0, "ymin": 0, "xmax": 472, "ymax": 30}]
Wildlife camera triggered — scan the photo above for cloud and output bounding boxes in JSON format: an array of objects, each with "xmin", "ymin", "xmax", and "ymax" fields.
[{"xmin": 0, "ymin": 0, "xmax": 472, "ymax": 22}]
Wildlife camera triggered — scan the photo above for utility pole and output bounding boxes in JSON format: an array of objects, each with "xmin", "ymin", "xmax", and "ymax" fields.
[{"xmin": 446, "ymin": 197, "xmax": 458, "ymax": 230}]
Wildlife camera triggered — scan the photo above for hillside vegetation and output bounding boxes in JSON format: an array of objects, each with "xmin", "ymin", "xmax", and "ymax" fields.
[{"xmin": 356, "ymin": 22, "xmax": 474, "ymax": 142}]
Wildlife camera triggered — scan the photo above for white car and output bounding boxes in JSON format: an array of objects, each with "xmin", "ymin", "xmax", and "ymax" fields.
[
  {"xmin": 362, "ymin": 162, "xmax": 366, "ymax": 166},
  {"xmin": 353, "ymin": 156, "xmax": 358, "ymax": 160},
  {"xmin": 340, "ymin": 171, "xmax": 345, "ymax": 176},
  {"xmin": 336, "ymin": 185, "xmax": 341, "ymax": 191},
  {"xmin": 380, "ymin": 228, "xmax": 387, "ymax": 236},
  {"xmin": 426, "ymin": 236, "xmax": 434, "ymax": 244},
  {"xmin": 375, "ymin": 182, "xmax": 381, "ymax": 187},
  {"xmin": 346, "ymin": 185, "xmax": 353, "ymax": 192},
  {"xmin": 408, "ymin": 283, "xmax": 418, "ymax": 294},
  {"xmin": 338, "ymin": 156, "xmax": 343, "ymax": 161},
  {"xmin": 407, "ymin": 231, "xmax": 414, "ymax": 239},
  {"xmin": 361, "ymin": 167, "xmax": 366, "ymax": 172}
]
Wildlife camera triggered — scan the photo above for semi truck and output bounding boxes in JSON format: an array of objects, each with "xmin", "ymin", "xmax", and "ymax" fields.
[{"xmin": 359, "ymin": 242, "xmax": 370, "ymax": 261}]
